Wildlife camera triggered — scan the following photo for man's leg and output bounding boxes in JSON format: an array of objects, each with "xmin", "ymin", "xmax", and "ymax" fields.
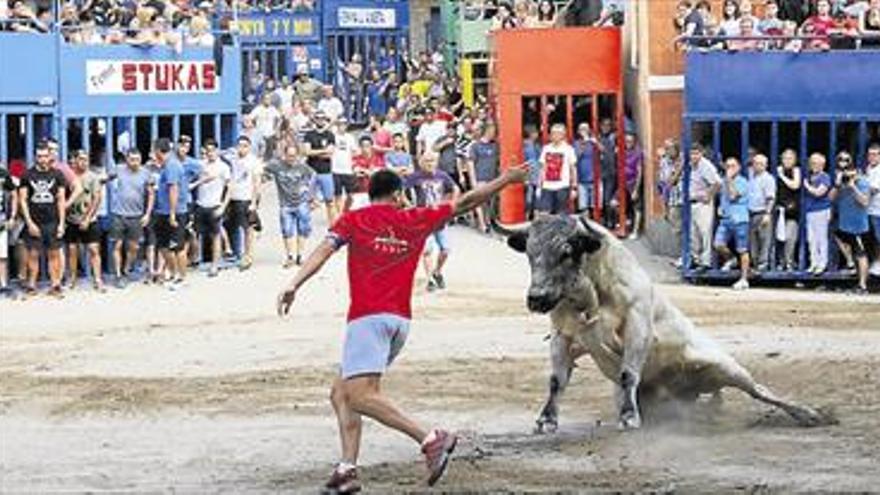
[
  {"xmin": 67, "ymin": 242, "xmax": 79, "ymax": 288},
  {"xmin": 343, "ymin": 374, "xmax": 428, "ymax": 444},
  {"xmin": 112, "ymin": 240, "xmax": 124, "ymax": 278},
  {"xmin": 210, "ymin": 231, "xmax": 222, "ymax": 274},
  {"xmin": 125, "ymin": 239, "xmax": 139, "ymax": 276},
  {"xmin": 48, "ymin": 247, "xmax": 63, "ymax": 289},
  {"xmin": 26, "ymin": 247, "xmax": 39, "ymax": 290},
  {"xmin": 87, "ymin": 242, "xmax": 104, "ymax": 289},
  {"xmin": 330, "ymin": 376, "xmax": 363, "ymax": 465}
]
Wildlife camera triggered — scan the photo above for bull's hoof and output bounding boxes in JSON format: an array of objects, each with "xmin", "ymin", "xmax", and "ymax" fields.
[
  {"xmin": 790, "ymin": 406, "xmax": 837, "ymax": 428},
  {"xmin": 617, "ymin": 411, "xmax": 642, "ymax": 430},
  {"xmin": 534, "ymin": 418, "xmax": 558, "ymax": 434}
]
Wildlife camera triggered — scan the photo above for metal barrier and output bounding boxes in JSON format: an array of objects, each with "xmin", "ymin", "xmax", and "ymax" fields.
[{"xmin": 681, "ymin": 50, "xmax": 880, "ymax": 282}]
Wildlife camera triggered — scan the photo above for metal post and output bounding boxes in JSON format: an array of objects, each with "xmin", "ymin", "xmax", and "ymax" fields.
[
  {"xmin": 130, "ymin": 116, "xmax": 138, "ymax": 156},
  {"xmin": 591, "ymin": 95, "xmax": 601, "ymax": 221},
  {"xmin": 681, "ymin": 118, "xmax": 693, "ymax": 272},
  {"xmin": 214, "ymin": 114, "xmax": 221, "ymax": 144},
  {"xmin": 25, "ymin": 113, "xmax": 35, "ymax": 166},
  {"xmin": 616, "ymin": 92, "xmax": 626, "ymax": 236},
  {"xmin": 104, "ymin": 117, "xmax": 113, "ymax": 167},
  {"xmin": 712, "ymin": 120, "xmax": 721, "ymax": 166},
  {"xmin": 798, "ymin": 119, "xmax": 808, "ymax": 271},
  {"xmin": 151, "ymin": 115, "xmax": 159, "ymax": 144},
  {"xmin": 0, "ymin": 114, "xmax": 7, "ymax": 165},
  {"xmin": 858, "ymin": 120, "xmax": 868, "ymax": 168},
  {"xmin": 740, "ymin": 119, "xmax": 749, "ymax": 171},
  {"xmin": 194, "ymin": 115, "xmax": 202, "ymax": 158},
  {"xmin": 770, "ymin": 121, "xmax": 780, "ymax": 171},
  {"xmin": 173, "ymin": 114, "xmax": 180, "ymax": 143}
]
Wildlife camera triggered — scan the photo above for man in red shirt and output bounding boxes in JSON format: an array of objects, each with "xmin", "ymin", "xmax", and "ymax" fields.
[{"xmin": 278, "ymin": 165, "xmax": 528, "ymax": 493}]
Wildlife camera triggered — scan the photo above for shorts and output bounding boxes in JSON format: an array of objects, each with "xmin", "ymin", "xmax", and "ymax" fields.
[
  {"xmin": 0, "ymin": 228, "xmax": 7, "ymax": 260},
  {"xmin": 154, "ymin": 214, "xmax": 184, "ymax": 251},
  {"xmin": 279, "ymin": 203, "xmax": 312, "ymax": 239},
  {"xmin": 25, "ymin": 222, "xmax": 62, "ymax": 251},
  {"xmin": 341, "ymin": 313, "xmax": 411, "ymax": 379},
  {"xmin": 577, "ymin": 183, "xmax": 595, "ymax": 211},
  {"xmin": 143, "ymin": 215, "xmax": 157, "ymax": 247},
  {"xmin": 64, "ymin": 221, "xmax": 100, "ymax": 245},
  {"xmin": 539, "ymin": 188, "xmax": 571, "ymax": 215},
  {"xmin": 424, "ymin": 226, "xmax": 450, "ymax": 254},
  {"xmin": 333, "ymin": 173, "xmax": 358, "ymax": 196},
  {"xmin": 835, "ymin": 230, "xmax": 868, "ymax": 258},
  {"xmin": 110, "ymin": 215, "xmax": 143, "ymax": 244},
  {"xmin": 870, "ymin": 215, "xmax": 880, "ymax": 244},
  {"xmin": 196, "ymin": 205, "xmax": 223, "ymax": 237},
  {"xmin": 714, "ymin": 219, "xmax": 749, "ymax": 254},
  {"xmin": 315, "ymin": 173, "xmax": 335, "ymax": 202},
  {"xmin": 226, "ymin": 200, "xmax": 251, "ymax": 232}
]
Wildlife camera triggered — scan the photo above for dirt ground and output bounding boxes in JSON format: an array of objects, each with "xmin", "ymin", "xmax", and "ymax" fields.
[{"xmin": 2, "ymin": 195, "xmax": 879, "ymax": 493}]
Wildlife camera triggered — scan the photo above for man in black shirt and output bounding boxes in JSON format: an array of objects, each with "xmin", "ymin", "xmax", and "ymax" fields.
[
  {"xmin": 303, "ymin": 111, "xmax": 337, "ymax": 225},
  {"xmin": 18, "ymin": 144, "xmax": 67, "ymax": 297}
]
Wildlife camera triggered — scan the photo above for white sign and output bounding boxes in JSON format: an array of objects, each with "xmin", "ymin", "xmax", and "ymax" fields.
[
  {"xmin": 337, "ymin": 7, "xmax": 396, "ymax": 29},
  {"xmin": 86, "ymin": 60, "xmax": 220, "ymax": 95}
]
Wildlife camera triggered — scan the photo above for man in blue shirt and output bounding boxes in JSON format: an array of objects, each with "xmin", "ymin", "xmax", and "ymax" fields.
[
  {"xmin": 167, "ymin": 135, "xmax": 202, "ymax": 264},
  {"xmin": 830, "ymin": 154, "xmax": 871, "ymax": 294},
  {"xmin": 714, "ymin": 157, "xmax": 751, "ymax": 290},
  {"xmin": 746, "ymin": 154, "xmax": 776, "ymax": 271},
  {"xmin": 152, "ymin": 138, "xmax": 188, "ymax": 290},
  {"xmin": 574, "ymin": 123, "xmax": 598, "ymax": 216}
]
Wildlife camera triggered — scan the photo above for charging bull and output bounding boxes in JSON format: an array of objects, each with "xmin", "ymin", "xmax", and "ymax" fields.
[{"xmin": 503, "ymin": 215, "xmax": 826, "ymax": 432}]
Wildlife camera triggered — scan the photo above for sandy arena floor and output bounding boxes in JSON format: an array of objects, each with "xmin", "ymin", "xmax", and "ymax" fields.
[{"xmin": 2, "ymin": 192, "xmax": 879, "ymax": 493}]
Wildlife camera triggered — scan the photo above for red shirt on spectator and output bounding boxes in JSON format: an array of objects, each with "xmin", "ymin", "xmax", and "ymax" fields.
[
  {"xmin": 436, "ymin": 109, "xmax": 455, "ymax": 123},
  {"xmin": 805, "ymin": 15, "xmax": 836, "ymax": 37},
  {"xmin": 353, "ymin": 153, "xmax": 385, "ymax": 191},
  {"xmin": 9, "ymin": 159, "xmax": 27, "ymax": 179},
  {"xmin": 329, "ymin": 202, "xmax": 454, "ymax": 322},
  {"xmin": 372, "ymin": 127, "xmax": 393, "ymax": 161}
]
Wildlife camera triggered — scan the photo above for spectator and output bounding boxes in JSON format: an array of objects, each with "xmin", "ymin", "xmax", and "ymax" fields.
[
  {"xmin": 759, "ymin": 0, "xmax": 785, "ymax": 35},
  {"xmin": 302, "ymin": 112, "xmax": 337, "ymax": 224},
  {"xmin": 492, "ymin": 2, "xmax": 518, "ymax": 30},
  {"xmin": 293, "ymin": 66, "xmax": 322, "ymax": 105},
  {"xmin": 676, "ymin": 0, "xmax": 712, "ymax": 49},
  {"xmin": 803, "ymin": 152, "xmax": 833, "ymax": 275},
  {"xmin": 739, "ymin": 0, "xmax": 759, "ymax": 25},
  {"xmin": 538, "ymin": 123, "xmax": 578, "ymax": 216},
  {"xmin": 779, "ymin": 0, "xmax": 809, "ymax": 25},
  {"xmin": 860, "ymin": 0, "xmax": 880, "ymax": 46},
  {"xmin": 317, "ymin": 84, "xmax": 345, "ymax": 124},
  {"xmin": 263, "ymin": 143, "xmax": 316, "ymax": 268},
  {"xmin": 598, "ymin": 118, "xmax": 618, "ymax": 228},
  {"xmin": 782, "ymin": 20, "xmax": 805, "ymax": 51},
  {"xmin": 352, "ymin": 136, "xmax": 385, "ymax": 210},
  {"xmin": 65, "ymin": 149, "xmax": 105, "ymax": 292},
  {"xmin": 186, "ymin": 13, "xmax": 214, "ymax": 47},
  {"xmin": 747, "ymin": 153, "xmax": 776, "ymax": 272},
  {"xmin": 385, "ymin": 133, "xmax": 414, "ymax": 177},
  {"xmin": 802, "ymin": 0, "xmax": 836, "ymax": 50},
  {"xmin": 331, "ymin": 117, "xmax": 358, "ymax": 214},
  {"xmin": 688, "ymin": 144, "xmax": 722, "ymax": 270},
  {"xmin": 523, "ymin": 125, "xmax": 542, "ymax": 220},
  {"xmin": 729, "ymin": 17, "xmax": 765, "ymax": 51},
  {"xmin": 168, "ymin": 136, "xmax": 201, "ymax": 270},
  {"xmin": 18, "ymin": 143, "xmax": 67, "ymax": 298},
  {"xmin": 152, "ymin": 137, "xmax": 188, "ymax": 289},
  {"xmin": 865, "ymin": 143, "xmax": 880, "ymax": 276},
  {"xmin": 223, "ymin": 136, "xmax": 262, "ymax": 270},
  {"xmin": 574, "ymin": 123, "xmax": 599, "ymax": 217},
  {"xmin": 0, "ymin": 164, "xmax": 19, "ymax": 298},
  {"xmin": 190, "ymin": 139, "xmax": 230, "ymax": 277},
  {"xmin": 369, "ymin": 115, "xmax": 394, "ymax": 163},
  {"xmin": 416, "ymin": 108, "xmax": 448, "ymax": 158},
  {"xmin": 108, "ymin": 149, "xmax": 154, "ymax": 288},
  {"xmin": 775, "ymin": 149, "xmax": 801, "ymax": 271},
  {"xmin": 405, "ymin": 152, "xmax": 459, "ymax": 292},
  {"xmin": 467, "ymin": 124, "xmax": 500, "ymax": 232},
  {"xmin": 433, "ymin": 125, "xmax": 460, "ymax": 191},
  {"xmin": 623, "ymin": 132, "xmax": 644, "ymax": 238},
  {"xmin": 249, "ymin": 93, "xmax": 282, "ymax": 161},
  {"xmin": 830, "ymin": 152, "xmax": 871, "ymax": 293},
  {"xmin": 715, "ymin": 157, "xmax": 751, "ymax": 290},
  {"xmin": 274, "ymin": 77, "xmax": 296, "ymax": 114},
  {"xmin": 536, "ymin": 0, "xmax": 558, "ymax": 27},
  {"xmin": 658, "ymin": 139, "xmax": 684, "ymax": 256},
  {"xmin": 719, "ymin": 0, "xmax": 742, "ymax": 37}
]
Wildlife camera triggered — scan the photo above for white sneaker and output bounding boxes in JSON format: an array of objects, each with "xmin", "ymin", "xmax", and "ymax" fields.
[
  {"xmin": 732, "ymin": 279, "xmax": 749, "ymax": 291},
  {"xmin": 869, "ymin": 261, "xmax": 880, "ymax": 277},
  {"xmin": 721, "ymin": 259, "xmax": 737, "ymax": 272}
]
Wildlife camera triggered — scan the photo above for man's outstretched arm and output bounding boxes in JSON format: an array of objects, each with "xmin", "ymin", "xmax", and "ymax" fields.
[
  {"xmin": 453, "ymin": 163, "xmax": 529, "ymax": 216},
  {"xmin": 277, "ymin": 238, "xmax": 338, "ymax": 316}
]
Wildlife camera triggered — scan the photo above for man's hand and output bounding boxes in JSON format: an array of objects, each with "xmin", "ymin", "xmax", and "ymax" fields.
[
  {"xmin": 502, "ymin": 163, "xmax": 529, "ymax": 183},
  {"xmin": 79, "ymin": 220, "xmax": 90, "ymax": 231},
  {"xmin": 27, "ymin": 221, "xmax": 39, "ymax": 237},
  {"xmin": 140, "ymin": 214, "xmax": 151, "ymax": 227},
  {"xmin": 56, "ymin": 223, "xmax": 65, "ymax": 239},
  {"xmin": 277, "ymin": 284, "xmax": 297, "ymax": 316},
  {"xmin": 760, "ymin": 214, "xmax": 771, "ymax": 228},
  {"xmin": 169, "ymin": 216, "xmax": 178, "ymax": 228}
]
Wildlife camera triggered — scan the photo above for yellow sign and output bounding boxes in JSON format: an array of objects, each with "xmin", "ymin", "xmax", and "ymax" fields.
[{"xmin": 237, "ymin": 16, "xmax": 314, "ymax": 39}]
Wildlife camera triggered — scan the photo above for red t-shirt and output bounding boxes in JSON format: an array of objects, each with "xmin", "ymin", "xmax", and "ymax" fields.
[
  {"xmin": 329, "ymin": 202, "xmax": 455, "ymax": 322},
  {"xmin": 372, "ymin": 128, "xmax": 393, "ymax": 161},
  {"xmin": 353, "ymin": 153, "xmax": 385, "ymax": 191}
]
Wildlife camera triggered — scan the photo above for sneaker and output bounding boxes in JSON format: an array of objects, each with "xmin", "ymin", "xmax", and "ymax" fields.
[
  {"xmin": 93, "ymin": 281, "xmax": 108, "ymax": 293},
  {"xmin": 239, "ymin": 255, "xmax": 253, "ymax": 271},
  {"xmin": 49, "ymin": 286, "xmax": 65, "ymax": 299},
  {"xmin": 168, "ymin": 278, "xmax": 185, "ymax": 291},
  {"xmin": 207, "ymin": 266, "xmax": 219, "ymax": 278},
  {"xmin": 732, "ymin": 279, "xmax": 749, "ymax": 291},
  {"xmin": 114, "ymin": 277, "xmax": 127, "ymax": 290},
  {"xmin": 23, "ymin": 286, "xmax": 38, "ymax": 298},
  {"xmin": 853, "ymin": 286, "xmax": 869, "ymax": 296},
  {"xmin": 282, "ymin": 256, "xmax": 295, "ymax": 269},
  {"xmin": 870, "ymin": 261, "xmax": 880, "ymax": 277},
  {"xmin": 427, "ymin": 278, "xmax": 438, "ymax": 292},
  {"xmin": 421, "ymin": 429, "xmax": 458, "ymax": 486},
  {"xmin": 720, "ymin": 259, "xmax": 737, "ymax": 272},
  {"xmin": 432, "ymin": 272, "xmax": 446, "ymax": 290},
  {"xmin": 322, "ymin": 465, "xmax": 361, "ymax": 494},
  {"xmin": 295, "ymin": 255, "xmax": 303, "ymax": 266}
]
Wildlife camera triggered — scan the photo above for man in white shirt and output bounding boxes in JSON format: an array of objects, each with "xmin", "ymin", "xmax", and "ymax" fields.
[
  {"xmin": 538, "ymin": 124, "xmax": 578, "ymax": 215},
  {"xmin": 248, "ymin": 94, "xmax": 281, "ymax": 161},
  {"xmin": 331, "ymin": 117, "xmax": 359, "ymax": 213},
  {"xmin": 317, "ymin": 84, "xmax": 345, "ymax": 123},
  {"xmin": 274, "ymin": 77, "xmax": 296, "ymax": 112},
  {"xmin": 416, "ymin": 109, "xmax": 448, "ymax": 158},
  {"xmin": 866, "ymin": 143, "xmax": 880, "ymax": 276},
  {"xmin": 192, "ymin": 139, "xmax": 231, "ymax": 277},
  {"xmin": 223, "ymin": 135, "xmax": 262, "ymax": 270}
]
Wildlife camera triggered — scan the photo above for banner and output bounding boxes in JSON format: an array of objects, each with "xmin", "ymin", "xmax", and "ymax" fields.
[
  {"xmin": 236, "ymin": 14, "xmax": 317, "ymax": 42},
  {"xmin": 337, "ymin": 7, "xmax": 396, "ymax": 29},
  {"xmin": 86, "ymin": 60, "xmax": 219, "ymax": 95}
]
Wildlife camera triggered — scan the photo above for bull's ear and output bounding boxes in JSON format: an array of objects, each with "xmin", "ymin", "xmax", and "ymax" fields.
[
  {"xmin": 571, "ymin": 232, "xmax": 602, "ymax": 257},
  {"xmin": 507, "ymin": 232, "xmax": 529, "ymax": 253}
]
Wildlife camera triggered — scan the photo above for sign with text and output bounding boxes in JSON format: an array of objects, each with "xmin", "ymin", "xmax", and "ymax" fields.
[
  {"xmin": 236, "ymin": 13, "xmax": 317, "ymax": 42},
  {"xmin": 337, "ymin": 7, "xmax": 396, "ymax": 29},
  {"xmin": 86, "ymin": 60, "xmax": 219, "ymax": 95}
]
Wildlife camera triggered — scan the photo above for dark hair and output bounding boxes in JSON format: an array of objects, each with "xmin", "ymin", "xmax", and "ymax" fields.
[
  {"xmin": 359, "ymin": 135, "xmax": 374, "ymax": 145},
  {"xmin": 237, "ymin": 135, "xmax": 251, "ymax": 144},
  {"xmin": 690, "ymin": 143, "xmax": 704, "ymax": 153},
  {"xmin": 537, "ymin": 0, "xmax": 556, "ymax": 21},
  {"xmin": 722, "ymin": 0, "xmax": 740, "ymax": 20},
  {"xmin": 368, "ymin": 169, "xmax": 403, "ymax": 200},
  {"xmin": 203, "ymin": 138, "xmax": 218, "ymax": 148},
  {"xmin": 392, "ymin": 133, "xmax": 406, "ymax": 140},
  {"xmin": 154, "ymin": 138, "xmax": 172, "ymax": 154}
]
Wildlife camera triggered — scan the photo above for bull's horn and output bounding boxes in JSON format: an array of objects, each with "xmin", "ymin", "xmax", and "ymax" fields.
[{"xmin": 490, "ymin": 220, "xmax": 532, "ymax": 236}]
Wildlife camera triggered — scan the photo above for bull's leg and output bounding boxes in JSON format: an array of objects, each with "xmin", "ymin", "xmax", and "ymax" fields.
[
  {"xmin": 721, "ymin": 359, "xmax": 824, "ymax": 427},
  {"xmin": 617, "ymin": 308, "xmax": 653, "ymax": 430},
  {"xmin": 535, "ymin": 333, "xmax": 579, "ymax": 434}
]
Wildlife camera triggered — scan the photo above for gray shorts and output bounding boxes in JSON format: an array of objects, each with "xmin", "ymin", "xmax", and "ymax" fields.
[
  {"xmin": 110, "ymin": 215, "xmax": 143, "ymax": 243},
  {"xmin": 341, "ymin": 313, "xmax": 410, "ymax": 379}
]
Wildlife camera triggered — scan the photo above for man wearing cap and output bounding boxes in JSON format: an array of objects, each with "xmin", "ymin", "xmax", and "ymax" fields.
[
  {"xmin": 317, "ymin": 84, "xmax": 345, "ymax": 124},
  {"xmin": 293, "ymin": 67, "xmax": 323, "ymax": 105},
  {"xmin": 303, "ymin": 111, "xmax": 337, "ymax": 225}
]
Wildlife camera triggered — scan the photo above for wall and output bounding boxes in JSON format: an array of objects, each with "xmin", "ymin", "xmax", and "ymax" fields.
[{"xmin": 410, "ymin": 0, "xmax": 434, "ymax": 52}]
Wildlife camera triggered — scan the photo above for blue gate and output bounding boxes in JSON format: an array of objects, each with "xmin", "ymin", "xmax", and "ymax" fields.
[
  {"xmin": 681, "ymin": 51, "xmax": 880, "ymax": 284},
  {"xmin": 323, "ymin": 0, "xmax": 410, "ymax": 123}
]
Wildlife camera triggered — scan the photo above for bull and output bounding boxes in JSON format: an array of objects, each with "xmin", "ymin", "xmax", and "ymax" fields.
[{"xmin": 503, "ymin": 215, "xmax": 827, "ymax": 432}]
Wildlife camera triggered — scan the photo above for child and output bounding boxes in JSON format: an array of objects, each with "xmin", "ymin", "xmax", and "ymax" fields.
[{"xmin": 538, "ymin": 123, "xmax": 578, "ymax": 215}]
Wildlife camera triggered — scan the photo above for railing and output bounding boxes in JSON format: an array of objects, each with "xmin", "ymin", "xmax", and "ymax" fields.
[{"xmin": 678, "ymin": 34, "xmax": 880, "ymax": 51}]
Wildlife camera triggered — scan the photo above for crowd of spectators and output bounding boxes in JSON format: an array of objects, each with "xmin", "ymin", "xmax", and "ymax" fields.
[
  {"xmin": 461, "ymin": 0, "xmax": 625, "ymax": 28},
  {"xmin": 676, "ymin": 0, "xmax": 880, "ymax": 51},
  {"xmin": 657, "ymin": 138, "xmax": 880, "ymax": 292}
]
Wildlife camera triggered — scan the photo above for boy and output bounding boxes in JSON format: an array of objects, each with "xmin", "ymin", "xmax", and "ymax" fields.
[{"xmin": 538, "ymin": 123, "xmax": 578, "ymax": 215}]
